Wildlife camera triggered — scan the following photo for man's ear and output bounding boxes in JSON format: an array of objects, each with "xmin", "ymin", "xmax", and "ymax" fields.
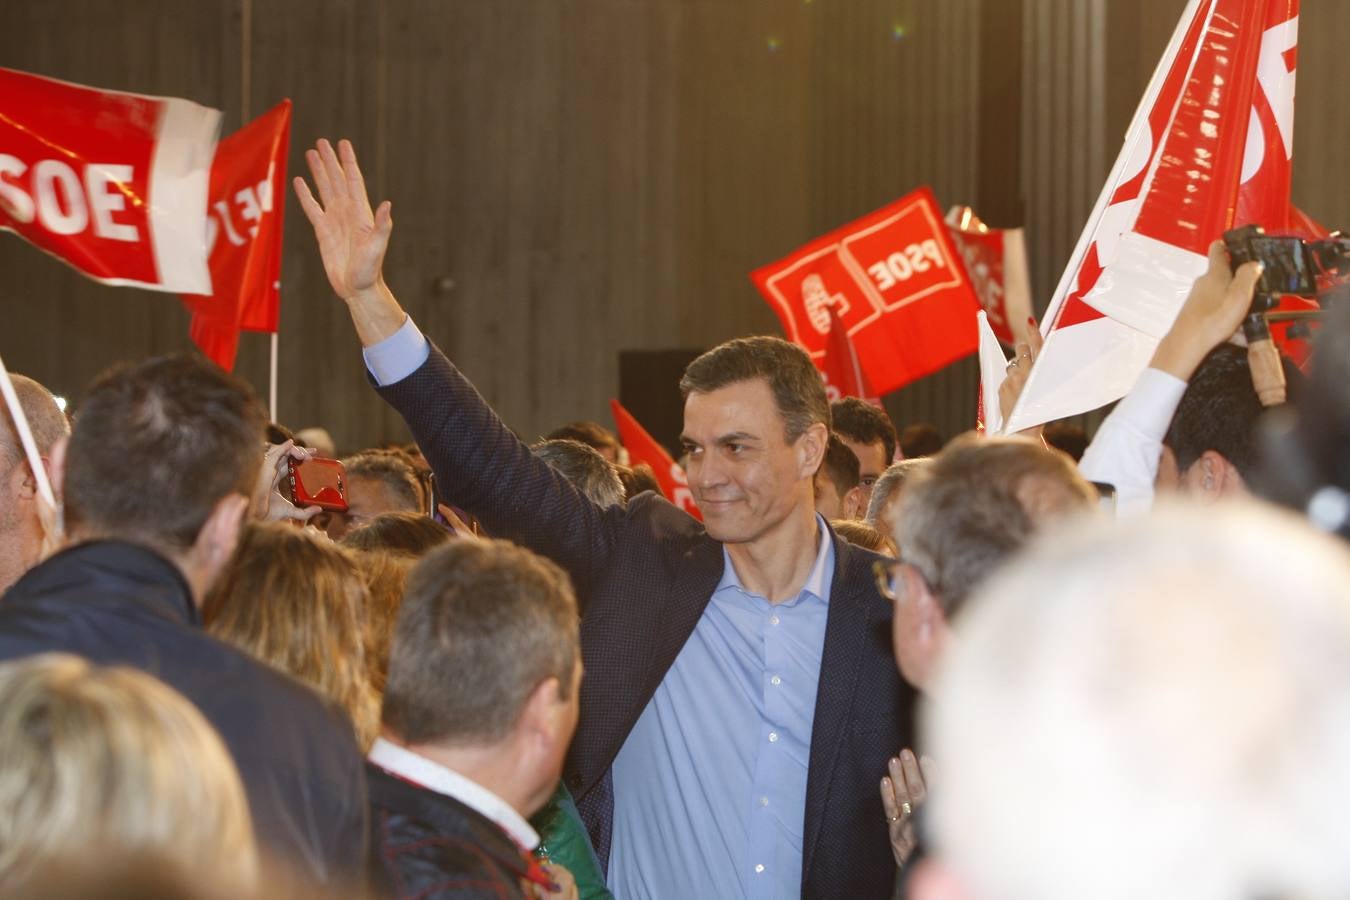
[
  {"xmin": 843, "ymin": 485, "xmax": 864, "ymax": 520},
  {"xmin": 519, "ymin": 676, "xmax": 565, "ymax": 750},
  {"xmin": 796, "ymin": 422, "xmax": 829, "ymax": 480},
  {"xmin": 194, "ymin": 493, "xmax": 249, "ymax": 572},
  {"xmin": 46, "ymin": 435, "xmax": 69, "ymax": 501}
]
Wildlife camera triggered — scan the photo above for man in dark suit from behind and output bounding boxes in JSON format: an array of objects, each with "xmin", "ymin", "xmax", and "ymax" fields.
[
  {"xmin": 367, "ymin": 538, "xmax": 583, "ymax": 899},
  {"xmin": 0, "ymin": 355, "xmax": 368, "ymax": 886}
]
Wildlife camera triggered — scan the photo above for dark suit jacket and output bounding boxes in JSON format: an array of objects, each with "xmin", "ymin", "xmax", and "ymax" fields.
[
  {"xmin": 367, "ymin": 763, "xmax": 531, "ymax": 900},
  {"xmin": 379, "ymin": 346, "xmax": 914, "ymax": 899},
  {"xmin": 0, "ymin": 541, "xmax": 369, "ymax": 886}
]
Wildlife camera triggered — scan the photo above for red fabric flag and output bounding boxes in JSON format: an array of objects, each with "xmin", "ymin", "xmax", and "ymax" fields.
[
  {"xmin": 945, "ymin": 206, "xmax": 1034, "ymax": 348},
  {"xmin": 0, "ymin": 67, "xmax": 219, "ymax": 293},
  {"xmin": 751, "ymin": 186, "xmax": 982, "ymax": 395},
  {"xmin": 1006, "ymin": 0, "xmax": 1303, "ymax": 433},
  {"xmin": 180, "ymin": 101, "xmax": 292, "ymax": 370},
  {"xmin": 820, "ymin": 306, "xmax": 878, "ymax": 404},
  {"xmin": 608, "ymin": 399, "xmax": 701, "ymax": 520}
]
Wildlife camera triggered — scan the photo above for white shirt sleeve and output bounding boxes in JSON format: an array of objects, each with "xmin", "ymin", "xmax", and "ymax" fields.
[
  {"xmin": 362, "ymin": 315, "xmax": 430, "ymax": 387},
  {"xmin": 1078, "ymin": 367, "xmax": 1188, "ymax": 517}
]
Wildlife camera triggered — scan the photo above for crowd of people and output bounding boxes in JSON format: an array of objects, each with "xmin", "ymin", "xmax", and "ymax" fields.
[{"xmin": 0, "ymin": 135, "xmax": 1346, "ymax": 900}]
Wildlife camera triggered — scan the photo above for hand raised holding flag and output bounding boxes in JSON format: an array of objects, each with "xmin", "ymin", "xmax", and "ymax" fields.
[{"xmin": 293, "ymin": 139, "xmax": 406, "ymax": 345}]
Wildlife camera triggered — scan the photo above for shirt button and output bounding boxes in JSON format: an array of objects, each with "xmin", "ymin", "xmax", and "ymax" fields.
[
  {"xmin": 770, "ymin": 675, "xmax": 781, "ymax": 686},
  {"xmin": 769, "ymin": 615, "xmax": 780, "ymax": 626},
  {"xmin": 760, "ymin": 796, "xmax": 770, "ymax": 807},
  {"xmin": 768, "ymin": 731, "xmax": 779, "ymax": 743},
  {"xmin": 755, "ymin": 864, "xmax": 765, "ymax": 874}
]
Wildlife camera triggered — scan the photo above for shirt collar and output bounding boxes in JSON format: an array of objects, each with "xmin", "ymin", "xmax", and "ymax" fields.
[
  {"xmin": 716, "ymin": 514, "xmax": 834, "ymax": 605},
  {"xmin": 367, "ymin": 737, "xmax": 540, "ymax": 850}
]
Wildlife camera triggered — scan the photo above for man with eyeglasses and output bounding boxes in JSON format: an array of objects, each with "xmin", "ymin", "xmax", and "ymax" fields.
[{"xmin": 873, "ymin": 435, "xmax": 1097, "ymax": 876}]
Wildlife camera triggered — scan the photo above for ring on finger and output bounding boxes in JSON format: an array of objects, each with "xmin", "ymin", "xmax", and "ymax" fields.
[
  {"xmin": 1006, "ymin": 359, "xmax": 1020, "ymax": 370},
  {"xmin": 901, "ymin": 801, "xmax": 913, "ymax": 817}
]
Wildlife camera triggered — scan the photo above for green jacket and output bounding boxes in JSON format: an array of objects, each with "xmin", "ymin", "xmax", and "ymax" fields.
[{"xmin": 531, "ymin": 783, "xmax": 614, "ymax": 900}]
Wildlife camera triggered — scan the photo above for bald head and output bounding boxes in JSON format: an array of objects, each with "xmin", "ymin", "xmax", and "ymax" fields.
[{"xmin": 0, "ymin": 375, "xmax": 68, "ymax": 464}]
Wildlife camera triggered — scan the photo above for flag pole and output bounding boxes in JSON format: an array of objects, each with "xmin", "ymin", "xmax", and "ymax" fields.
[
  {"xmin": 269, "ymin": 330, "xmax": 278, "ymax": 423},
  {"xmin": 0, "ymin": 352, "xmax": 58, "ymax": 532}
]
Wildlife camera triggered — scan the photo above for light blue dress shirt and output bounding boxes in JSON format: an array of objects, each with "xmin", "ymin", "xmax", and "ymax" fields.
[{"xmin": 608, "ymin": 524, "xmax": 834, "ymax": 900}]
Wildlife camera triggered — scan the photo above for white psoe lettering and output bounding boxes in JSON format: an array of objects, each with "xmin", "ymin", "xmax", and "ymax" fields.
[
  {"xmin": 867, "ymin": 239, "xmax": 945, "ymax": 290},
  {"xmin": 0, "ymin": 155, "xmax": 140, "ymax": 241}
]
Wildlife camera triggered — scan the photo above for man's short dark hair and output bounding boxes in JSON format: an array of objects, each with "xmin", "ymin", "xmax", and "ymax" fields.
[
  {"xmin": 545, "ymin": 421, "xmax": 620, "ymax": 456},
  {"xmin": 679, "ymin": 336, "xmax": 830, "ymax": 442},
  {"xmin": 818, "ymin": 434, "xmax": 861, "ymax": 495},
  {"xmin": 1166, "ymin": 344, "xmax": 1302, "ymax": 482},
  {"xmin": 895, "ymin": 437, "xmax": 1096, "ymax": 617},
  {"xmin": 63, "ymin": 355, "xmax": 264, "ymax": 550},
  {"xmin": 383, "ymin": 540, "xmax": 579, "ymax": 746},
  {"xmin": 831, "ymin": 398, "xmax": 897, "ymax": 463},
  {"xmin": 899, "ymin": 422, "xmax": 945, "ymax": 459},
  {"xmin": 341, "ymin": 450, "xmax": 425, "ymax": 512},
  {"xmin": 340, "ymin": 511, "xmax": 452, "ymax": 557}
]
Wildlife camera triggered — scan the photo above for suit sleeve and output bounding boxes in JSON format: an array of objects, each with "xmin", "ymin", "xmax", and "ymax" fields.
[{"xmin": 374, "ymin": 343, "xmax": 618, "ymax": 600}]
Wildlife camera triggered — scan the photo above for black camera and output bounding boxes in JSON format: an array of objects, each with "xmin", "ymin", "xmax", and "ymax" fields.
[{"xmin": 1223, "ymin": 224, "xmax": 1350, "ymax": 319}]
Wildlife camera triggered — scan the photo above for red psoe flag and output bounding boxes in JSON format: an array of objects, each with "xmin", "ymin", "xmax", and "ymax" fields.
[
  {"xmin": 0, "ymin": 68, "xmax": 220, "ymax": 292},
  {"xmin": 751, "ymin": 187, "xmax": 982, "ymax": 396},
  {"xmin": 609, "ymin": 399, "xmax": 702, "ymax": 521},
  {"xmin": 180, "ymin": 100, "xmax": 292, "ymax": 370},
  {"xmin": 1005, "ymin": 0, "xmax": 1303, "ymax": 433}
]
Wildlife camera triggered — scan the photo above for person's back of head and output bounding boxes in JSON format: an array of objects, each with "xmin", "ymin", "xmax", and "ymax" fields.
[
  {"xmin": 814, "ymin": 434, "xmax": 862, "ymax": 520},
  {"xmin": 1165, "ymin": 343, "xmax": 1302, "ymax": 499},
  {"xmin": 61, "ymin": 355, "xmax": 263, "ymax": 554},
  {"xmin": 616, "ymin": 462, "xmax": 661, "ymax": 501},
  {"xmin": 531, "ymin": 438, "xmax": 625, "ymax": 509},
  {"xmin": 831, "ymin": 519, "xmax": 895, "ymax": 556},
  {"xmin": 0, "ymin": 374, "xmax": 70, "ymax": 594},
  {"xmin": 351, "ymin": 550, "xmax": 416, "ymax": 696},
  {"xmin": 545, "ymin": 421, "xmax": 622, "ymax": 463},
  {"xmin": 899, "ymin": 422, "xmax": 945, "ymax": 459},
  {"xmin": 383, "ymin": 539, "xmax": 581, "ymax": 815},
  {"xmin": 921, "ymin": 503, "xmax": 1350, "ymax": 900},
  {"xmin": 865, "ymin": 458, "xmax": 932, "ymax": 528},
  {"xmin": 0, "ymin": 654, "xmax": 257, "ymax": 893},
  {"xmin": 340, "ymin": 511, "xmax": 452, "ymax": 557},
  {"xmin": 204, "ymin": 523, "xmax": 378, "ymax": 749}
]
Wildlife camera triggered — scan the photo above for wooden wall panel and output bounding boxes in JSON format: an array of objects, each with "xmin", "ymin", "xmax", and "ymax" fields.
[{"xmin": 2, "ymin": 0, "xmax": 1344, "ymax": 453}]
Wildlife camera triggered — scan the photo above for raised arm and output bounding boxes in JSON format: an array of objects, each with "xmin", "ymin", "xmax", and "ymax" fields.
[{"xmin": 292, "ymin": 139, "xmax": 618, "ymax": 592}]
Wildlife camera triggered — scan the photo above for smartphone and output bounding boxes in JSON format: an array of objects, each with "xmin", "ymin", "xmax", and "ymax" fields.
[{"xmin": 288, "ymin": 457, "xmax": 348, "ymax": 511}]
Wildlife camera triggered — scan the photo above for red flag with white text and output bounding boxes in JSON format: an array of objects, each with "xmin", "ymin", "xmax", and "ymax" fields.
[
  {"xmin": 0, "ymin": 68, "xmax": 220, "ymax": 293},
  {"xmin": 180, "ymin": 100, "xmax": 291, "ymax": 370},
  {"xmin": 1005, "ymin": 0, "xmax": 1303, "ymax": 433},
  {"xmin": 752, "ymin": 187, "xmax": 982, "ymax": 395},
  {"xmin": 609, "ymin": 399, "xmax": 701, "ymax": 520}
]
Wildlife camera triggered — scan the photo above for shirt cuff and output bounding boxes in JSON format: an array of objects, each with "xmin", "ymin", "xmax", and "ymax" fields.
[
  {"xmin": 1113, "ymin": 367, "xmax": 1188, "ymax": 441},
  {"xmin": 362, "ymin": 315, "xmax": 430, "ymax": 387}
]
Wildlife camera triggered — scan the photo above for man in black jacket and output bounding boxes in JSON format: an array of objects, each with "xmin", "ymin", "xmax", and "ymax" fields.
[
  {"xmin": 0, "ymin": 355, "xmax": 367, "ymax": 886},
  {"xmin": 367, "ymin": 539, "xmax": 582, "ymax": 899},
  {"xmin": 296, "ymin": 138, "xmax": 912, "ymax": 898}
]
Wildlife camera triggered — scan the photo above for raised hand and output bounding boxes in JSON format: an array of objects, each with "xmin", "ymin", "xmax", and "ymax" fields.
[
  {"xmin": 1151, "ymin": 240, "xmax": 1263, "ymax": 381},
  {"xmin": 293, "ymin": 138, "xmax": 392, "ymax": 302},
  {"xmin": 293, "ymin": 139, "xmax": 406, "ymax": 346}
]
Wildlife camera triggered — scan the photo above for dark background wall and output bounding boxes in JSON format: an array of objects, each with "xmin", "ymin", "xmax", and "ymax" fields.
[{"xmin": 2, "ymin": 0, "xmax": 1346, "ymax": 454}]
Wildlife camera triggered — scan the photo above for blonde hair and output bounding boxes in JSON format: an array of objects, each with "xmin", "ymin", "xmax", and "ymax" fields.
[
  {"xmin": 0, "ymin": 654, "xmax": 257, "ymax": 891},
  {"xmin": 205, "ymin": 522, "xmax": 380, "ymax": 749},
  {"xmin": 352, "ymin": 549, "xmax": 415, "ymax": 695}
]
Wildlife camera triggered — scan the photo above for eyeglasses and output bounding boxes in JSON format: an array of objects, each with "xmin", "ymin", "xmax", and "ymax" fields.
[{"xmin": 872, "ymin": 558, "xmax": 900, "ymax": 602}]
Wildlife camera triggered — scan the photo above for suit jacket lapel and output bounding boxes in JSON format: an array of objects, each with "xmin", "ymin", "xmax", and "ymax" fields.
[
  {"xmin": 644, "ymin": 535, "xmax": 725, "ymax": 699},
  {"xmin": 801, "ymin": 534, "xmax": 874, "ymax": 876}
]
